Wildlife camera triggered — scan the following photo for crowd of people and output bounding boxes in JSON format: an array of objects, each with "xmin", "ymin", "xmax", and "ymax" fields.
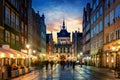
[
  {"xmin": 44, "ymin": 60, "xmax": 83, "ymax": 70},
  {"xmin": 60, "ymin": 60, "xmax": 76, "ymax": 70}
]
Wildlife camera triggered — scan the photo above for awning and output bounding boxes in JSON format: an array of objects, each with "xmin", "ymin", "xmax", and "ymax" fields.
[
  {"xmin": 5, "ymin": 48, "xmax": 28, "ymax": 58},
  {"xmin": 3, "ymin": 48, "xmax": 18, "ymax": 58},
  {"xmin": 12, "ymin": 50, "xmax": 28, "ymax": 58},
  {"xmin": 0, "ymin": 48, "xmax": 15, "ymax": 58}
]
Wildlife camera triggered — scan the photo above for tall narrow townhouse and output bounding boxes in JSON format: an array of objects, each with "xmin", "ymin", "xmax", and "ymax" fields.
[
  {"xmin": 103, "ymin": 0, "xmax": 120, "ymax": 69},
  {"xmin": 82, "ymin": 3, "xmax": 92, "ymax": 65},
  {"xmin": 0, "ymin": 0, "xmax": 30, "ymax": 50},
  {"xmin": 90, "ymin": 0, "xmax": 104, "ymax": 67}
]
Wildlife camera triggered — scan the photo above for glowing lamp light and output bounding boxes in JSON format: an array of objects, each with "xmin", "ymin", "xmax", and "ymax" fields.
[
  {"xmin": 22, "ymin": 56, "xmax": 25, "ymax": 59},
  {"xmin": 1, "ymin": 53, "xmax": 5, "ymax": 58},
  {"xmin": 26, "ymin": 44, "xmax": 30, "ymax": 49},
  {"xmin": 17, "ymin": 54, "xmax": 20, "ymax": 57},
  {"xmin": 111, "ymin": 59, "xmax": 114, "ymax": 63},
  {"xmin": 33, "ymin": 50, "xmax": 36, "ymax": 53},
  {"xmin": 107, "ymin": 59, "xmax": 108, "ymax": 63},
  {"xmin": 112, "ymin": 46, "xmax": 115, "ymax": 51},
  {"xmin": 80, "ymin": 52, "xmax": 83, "ymax": 55},
  {"xmin": 10, "ymin": 54, "xmax": 13, "ymax": 58}
]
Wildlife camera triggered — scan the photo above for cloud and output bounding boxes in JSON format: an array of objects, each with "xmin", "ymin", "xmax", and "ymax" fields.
[
  {"xmin": 32, "ymin": 0, "xmax": 92, "ymax": 41},
  {"xmin": 47, "ymin": 23, "xmax": 60, "ymax": 32}
]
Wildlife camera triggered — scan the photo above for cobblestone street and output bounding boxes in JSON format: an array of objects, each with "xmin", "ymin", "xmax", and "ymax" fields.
[{"xmin": 12, "ymin": 64, "xmax": 120, "ymax": 80}]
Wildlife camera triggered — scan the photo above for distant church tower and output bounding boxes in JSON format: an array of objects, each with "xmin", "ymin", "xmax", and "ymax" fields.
[{"xmin": 57, "ymin": 20, "xmax": 70, "ymax": 44}]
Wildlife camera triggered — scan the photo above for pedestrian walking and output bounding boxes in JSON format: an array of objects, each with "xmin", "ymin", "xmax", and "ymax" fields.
[
  {"xmin": 45, "ymin": 60, "xmax": 49, "ymax": 70},
  {"xmin": 72, "ymin": 61, "xmax": 76, "ymax": 70},
  {"xmin": 50, "ymin": 60, "xmax": 54, "ymax": 70},
  {"xmin": 66, "ymin": 60, "xmax": 70, "ymax": 70},
  {"xmin": 80, "ymin": 61, "xmax": 82, "ymax": 67},
  {"xmin": 60, "ymin": 60, "xmax": 65, "ymax": 70}
]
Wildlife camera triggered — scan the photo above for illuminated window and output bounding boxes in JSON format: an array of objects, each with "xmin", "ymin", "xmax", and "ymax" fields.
[
  {"xmin": 5, "ymin": 30, "xmax": 10, "ymax": 43},
  {"xmin": 11, "ymin": 33, "xmax": 15, "ymax": 44},
  {"xmin": 16, "ymin": 36, "xmax": 19, "ymax": 45}
]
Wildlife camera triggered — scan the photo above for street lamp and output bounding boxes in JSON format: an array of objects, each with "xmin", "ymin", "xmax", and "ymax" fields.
[
  {"xmin": 80, "ymin": 52, "xmax": 83, "ymax": 56},
  {"xmin": 26, "ymin": 44, "xmax": 30, "ymax": 50},
  {"xmin": 26, "ymin": 44, "xmax": 30, "ymax": 67},
  {"xmin": 33, "ymin": 50, "xmax": 36, "ymax": 54}
]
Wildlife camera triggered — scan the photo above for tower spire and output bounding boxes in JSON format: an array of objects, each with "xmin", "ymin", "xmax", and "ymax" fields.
[{"xmin": 62, "ymin": 19, "xmax": 65, "ymax": 29}]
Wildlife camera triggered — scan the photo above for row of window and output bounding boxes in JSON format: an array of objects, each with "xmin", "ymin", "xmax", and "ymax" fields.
[
  {"xmin": 106, "ymin": 29, "xmax": 120, "ymax": 43},
  {"xmin": 91, "ymin": 6, "xmax": 103, "ymax": 25},
  {"xmin": 8, "ymin": 0, "xmax": 19, "ymax": 10},
  {"xmin": 5, "ymin": 6, "xmax": 19, "ymax": 30},
  {"xmin": 54, "ymin": 48, "xmax": 71, "ymax": 53},
  {"xmin": 5, "ymin": 6, "xmax": 28, "ymax": 35},
  {"xmin": 91, "ymin": 20, "xmax": 103, "ymax": 38},
  {"xmin": 5, "ymin": 30, "xmax": 28, "ymax": 47},
  {"xmin": 5, "ymin": 30, "xmax": 19, "ymax": 45},
  {"xmin": 21, "ymin": 36, "xmax": 27, "ymax": 46},
  {"xmin": 91, "ymin": 37, "xmax": 103, "ymax": 49},
  {"xmin": 106, "ymin": 0, "xmax": 115, "ymax": 9},
  {"xmin": 105, "ymin": 5, "xmax": 120, "ymax": 27},
  {"xmin": 93, "ymin": 0, "xmax": 99, "ymax": 11}
]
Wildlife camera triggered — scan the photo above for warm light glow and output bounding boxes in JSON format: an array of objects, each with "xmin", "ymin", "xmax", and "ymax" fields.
[
  {"xmin": 111, "ymin": 58, "xmax": 114, "ymax": 63},
  {"xmin": 77, "ymin": 54, "xmax": 80, "ymax": 58},
  {"xmin": 33, "ymin": 50, "xmax": 36, "ymax": 53},
  {"xmin": 112, "ymin": 46, "xmax": 115, "ymax": 51},
  {"xmin": 22, "ymin": 56, "xmax": 25, "ymax": 59},
  {"xmin": 26, "ymin": 44, "xmax": 30, "ymax": 49},
  {"xmin": 1, "ymin": 53, "xmax": 5, "ymax": 58},
  {"xmin": 17, "ymin": 54, "xmax": 20, "ymax": 57},
  {"xmin": 107, "ymin": 58, "xmax": 108, "ymax": 63},
  {"xmin": 10, "ymin": 54, "xmax": 13, "ymax": 58},
  {"xmin": 80, "ymin": 52, "xmax": 83, "ymax": 55}
]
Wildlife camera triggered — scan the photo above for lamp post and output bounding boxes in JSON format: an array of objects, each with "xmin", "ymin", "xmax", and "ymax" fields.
[{"xmin": 26, "ymin": 44, "xmax": 30, "ymax": 67}]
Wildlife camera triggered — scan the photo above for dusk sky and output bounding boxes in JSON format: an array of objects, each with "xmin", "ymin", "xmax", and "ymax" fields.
[{"xmin": 32, "ymin": 0, "xmax": 92, "ymax": 42}]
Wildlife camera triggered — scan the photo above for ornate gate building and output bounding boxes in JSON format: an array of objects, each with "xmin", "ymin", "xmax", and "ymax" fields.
[{"xmin": 54, "ymin": 20, "xmax": 72, "ymax": 61}]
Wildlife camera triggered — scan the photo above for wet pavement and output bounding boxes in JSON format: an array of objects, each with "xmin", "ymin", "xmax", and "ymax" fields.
[{"xmin": 12, "ymin": 64, "xmax": 120, "ymax": 80}]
